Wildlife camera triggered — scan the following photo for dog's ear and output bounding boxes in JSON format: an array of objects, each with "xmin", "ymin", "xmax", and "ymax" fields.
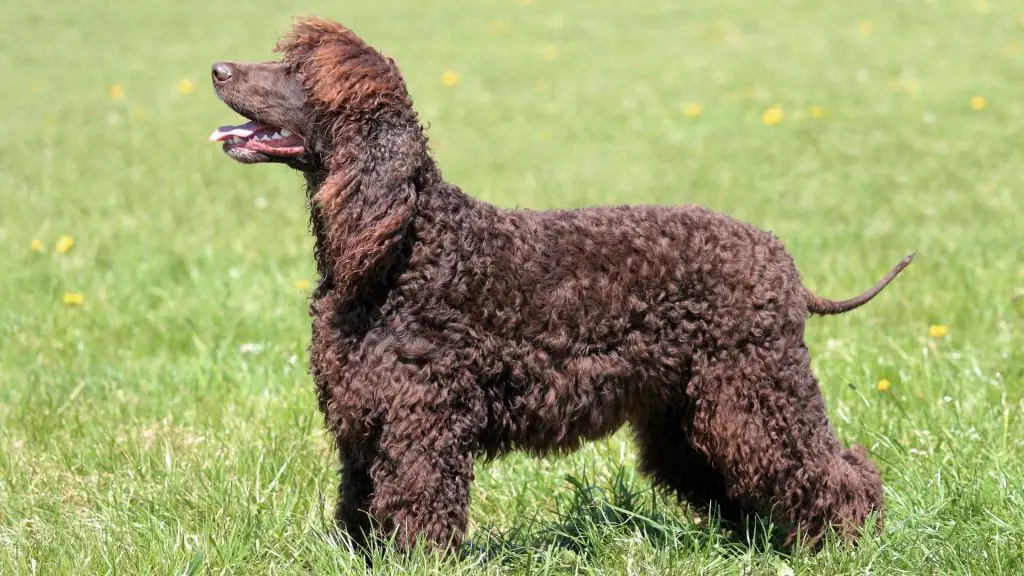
[
  {"xmin": 313, "ymin": 125, "xmax": 420, "ymax": 300},
  {"xmin": 281, "ymin": 17, "xmax": 424, "ymax": 299}
]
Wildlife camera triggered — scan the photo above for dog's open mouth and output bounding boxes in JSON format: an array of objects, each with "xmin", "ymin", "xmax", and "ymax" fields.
[{"xmin": 209, "ymin": 120, "xmax": 304, "ymax": 159}]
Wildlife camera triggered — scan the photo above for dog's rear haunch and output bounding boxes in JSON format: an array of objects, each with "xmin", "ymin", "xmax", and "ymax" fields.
[{"xmin": 210, "ymin": 17, "xmax": 911, "ymax": 553}]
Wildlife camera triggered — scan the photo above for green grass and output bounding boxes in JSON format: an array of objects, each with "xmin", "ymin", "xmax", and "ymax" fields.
[{"xmin": 2, "ymin": 0, "xmax": 1023, "ymax": 573}]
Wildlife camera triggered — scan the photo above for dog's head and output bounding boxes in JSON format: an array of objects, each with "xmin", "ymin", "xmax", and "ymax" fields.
[
  {"xmin": 209, "ymin": 17, "xmax": 416, "ymax": 172},
  {"xmin": 211, "ymin": 18, "xmax": 426, "ymax": 300}
]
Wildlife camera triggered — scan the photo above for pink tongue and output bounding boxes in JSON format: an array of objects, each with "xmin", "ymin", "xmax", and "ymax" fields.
[{"xmin": 209, "ymin": 120, "xmax": 265, "ymax": 142}]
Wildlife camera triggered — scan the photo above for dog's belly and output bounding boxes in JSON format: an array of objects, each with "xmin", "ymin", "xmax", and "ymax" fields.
[{"xmin": 476, "ymin": 338, "xmax": 691, "ymax": 457}]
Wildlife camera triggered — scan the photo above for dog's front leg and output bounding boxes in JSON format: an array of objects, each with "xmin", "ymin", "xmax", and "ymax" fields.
[{"xmin": 368, "ymin": 395, "xmax": 481, "ymax": 553}]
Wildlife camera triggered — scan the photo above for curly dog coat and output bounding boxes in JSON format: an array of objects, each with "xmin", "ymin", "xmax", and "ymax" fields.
[{"xmin": 209, "ymin": 17, "xmax": 913, "ymax": 552}]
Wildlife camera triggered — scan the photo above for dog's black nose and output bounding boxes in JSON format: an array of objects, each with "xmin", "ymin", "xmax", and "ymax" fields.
[{"xmin": 211, "ymin": 62, "xmax": 233, "ymax": 83}]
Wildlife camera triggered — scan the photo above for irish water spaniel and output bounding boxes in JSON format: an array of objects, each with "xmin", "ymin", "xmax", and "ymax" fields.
[{"xmin": 208, "ymin": 17, "xmax": 913, "ymax": 553}]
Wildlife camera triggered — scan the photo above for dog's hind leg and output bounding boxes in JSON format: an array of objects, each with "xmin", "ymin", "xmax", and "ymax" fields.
[
  {"xmin": 633, "ymin": 406, "xmax": 746, "ymax": 526},
  {"xmin": 686, "ymin": 337, "xmax": 885, "ymax": 547}
]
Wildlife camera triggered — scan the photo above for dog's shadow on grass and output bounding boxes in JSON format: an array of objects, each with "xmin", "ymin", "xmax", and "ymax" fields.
[{"xmin": 461, "ymin": 467, "xmax": 788, "ymax": 565}]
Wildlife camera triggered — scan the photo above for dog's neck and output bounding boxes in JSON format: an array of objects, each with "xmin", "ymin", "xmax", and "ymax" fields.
[
  {"xmin": 303, "ymin": 168, "xmax": 331, "ymax": 290},
  {"xmin": 303, "ymin": 168, "xmax": 329, "ymax": 197}
]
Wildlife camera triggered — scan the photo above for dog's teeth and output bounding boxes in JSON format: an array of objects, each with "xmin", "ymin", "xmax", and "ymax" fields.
[
  {"xmin": 230, "ymin": 136, "xmax": 241, "ymax": 143},
  {"xmin": 271, "ymin": 132, "xmax": 281, "ymax": 139},
  {"xmin": 280, "ymin": 129, "xmax": 292, "ymax": 137}
]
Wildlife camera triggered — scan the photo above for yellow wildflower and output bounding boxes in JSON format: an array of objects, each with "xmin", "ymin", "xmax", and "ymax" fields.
[
  {"xmin": 539, "ymin": 44, "xmax": 561, "ymax": 61},
  {"xmin": 177, "ymin": 78, "xmax": 195, "ymax": 95},
  {"xmin": 809, "ymin": 105, "xmax": 826, "ymax": 119},
  {"xmin": 970, "ymin": 96, "xmax": 986, "ymax": 110},
  {"xmin": 876, "ymin": 379, "xmax": 892, "ymax": 392},
  {"xmin": 761, "ymin": 106, "xmax": 784, "ymax": 126},
  {"xmin": 1005, "ymin": 42, "xmax": 1021, "ymax": 56},
  {"xmin": 31, "ymin": 239, "xmax": 44, "ymax": 252},
  {"xmin": 109, "ymin": 84, "xmax": 125, "ymax": 100},
  {"xmin": 55, "ymin": 235, "xmax": 74, "ymax": 253},
  {"xmin": 857, "ymin": 21, "xmax": 874, "ymax": 37},
  {"xmin": 295, "ymin": 280, "xmax": 311, "ymax": 291},
  {"xmin": 894, "ymin": 76, "xmax": 921, "ymax": 96},
  {"xmin": 440, "ymin": 71, "xmax": 460, "ymax": 88},
  {"xmin": 929, "ymin": 324, "xmax": 949, "ymax": 338},
  {"xmin": 489, "ymin": 20, "xmax": 510, "ymax": 35},
  {"xmin": 63, "ymin": 292, "xmax": 85, "ymax": 306},
  {"xmin": 681, "ymin": 103, "xmax": 703, "ymax": 118}
]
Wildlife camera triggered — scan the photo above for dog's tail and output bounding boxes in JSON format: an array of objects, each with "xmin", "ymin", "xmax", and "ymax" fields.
[{"xmin": 804, "ymin": 253, "xmax": 914, "ymax": 315}]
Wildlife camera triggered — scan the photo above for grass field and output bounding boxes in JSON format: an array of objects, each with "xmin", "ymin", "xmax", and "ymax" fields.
[{"xmin": 2, "ymin": 0, "xmax": 1023, "ymax": 573}]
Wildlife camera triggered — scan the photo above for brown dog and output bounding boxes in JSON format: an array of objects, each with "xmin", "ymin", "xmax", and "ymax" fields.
[{"xmin": 209, "ymin": 17, "xmax": 911, "ymax": 553}]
